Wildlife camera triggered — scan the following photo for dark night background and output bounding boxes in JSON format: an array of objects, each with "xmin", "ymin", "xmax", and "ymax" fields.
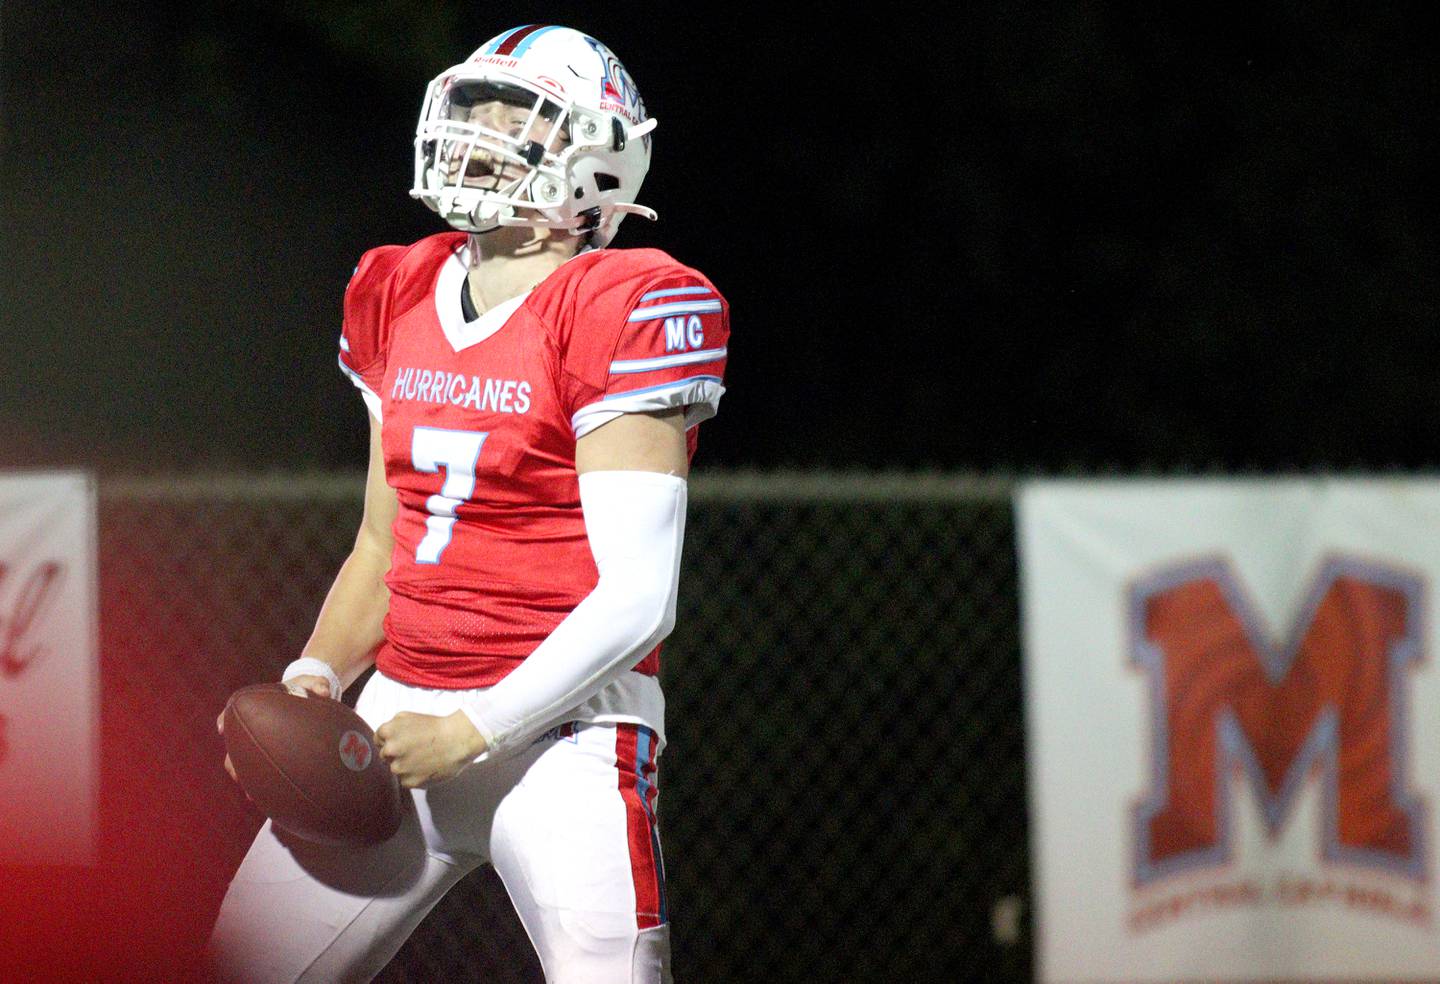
[{"xmin": 5, "ymin": 3, "xmax": 1438, "ymax": 474}]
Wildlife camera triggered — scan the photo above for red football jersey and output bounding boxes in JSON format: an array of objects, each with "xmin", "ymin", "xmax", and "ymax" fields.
[{"xmin": 337, "ymin": 233, "xmax": 729, "ymax": 689}]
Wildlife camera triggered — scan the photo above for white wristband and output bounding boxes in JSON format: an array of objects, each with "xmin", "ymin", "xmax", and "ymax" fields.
[{"xmin": 282, "ymin": 657, "xmax": 343, "ymax": 700}]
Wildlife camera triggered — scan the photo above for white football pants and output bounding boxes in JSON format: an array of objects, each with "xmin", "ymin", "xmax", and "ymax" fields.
[{"xmin": 206, "ymin": 671, "xmax": 671, "ymax": 983}]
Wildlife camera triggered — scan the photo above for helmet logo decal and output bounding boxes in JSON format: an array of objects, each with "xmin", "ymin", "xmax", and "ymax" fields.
[{"xmin": 583, "ymin": 36, "xmax": 646, "ymax": 125}]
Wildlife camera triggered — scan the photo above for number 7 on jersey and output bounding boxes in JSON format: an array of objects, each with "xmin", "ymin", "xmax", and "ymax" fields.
[{"xmin": 411, "ymin": 427, "xmax": 489, "ymax": 565}]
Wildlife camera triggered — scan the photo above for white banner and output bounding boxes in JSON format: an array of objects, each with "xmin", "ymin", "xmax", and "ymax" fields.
[
  {"xmin": 0, "ymin": 472, "xmax": 98, "ymax": 864},
  {"xmin": 1020, "ymin": 480, "xmax": 1440, "ymax": 982}
]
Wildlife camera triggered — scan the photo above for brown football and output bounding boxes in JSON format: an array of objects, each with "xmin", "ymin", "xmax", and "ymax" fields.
[{"xmin": 222, "ymin": 683, "xmax": 402, "ymax": 846}]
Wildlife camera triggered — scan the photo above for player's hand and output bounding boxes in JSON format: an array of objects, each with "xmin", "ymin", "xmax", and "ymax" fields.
[
  {"xmin": 375, "ymin": 711, "xmax": 487, "ymax": 789},
  {"xmin": 281, "ymin": 674, "xmax": 333, "ymax": 700},
  {"xmin": 216, "ymin": 704, "xmax": 242, "ymax": 785},
  {"xmin": 216, "ymin": 675, "xmax": 333, "ymax": 785}
]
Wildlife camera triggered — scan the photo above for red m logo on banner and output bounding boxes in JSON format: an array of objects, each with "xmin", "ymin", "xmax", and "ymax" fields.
[{"xmin": 1131, "ymin": 556, "xmax": 1426, "ymax": 884}]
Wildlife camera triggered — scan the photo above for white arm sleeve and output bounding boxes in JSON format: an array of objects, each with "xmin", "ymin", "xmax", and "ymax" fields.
[{"xmin": 460, "ymin": 470, "xmax": 686, "ymax": 758}]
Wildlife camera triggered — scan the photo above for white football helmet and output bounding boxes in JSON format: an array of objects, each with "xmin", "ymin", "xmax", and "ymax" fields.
[{"xmin": 411, "ymin": 26, "xmax": 657, "ymax": 247}]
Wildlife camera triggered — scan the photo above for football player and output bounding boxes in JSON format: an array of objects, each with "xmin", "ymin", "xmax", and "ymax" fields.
[{"xmin": 208, "ymin": 25, "xmax": 727, "ymax": 983}]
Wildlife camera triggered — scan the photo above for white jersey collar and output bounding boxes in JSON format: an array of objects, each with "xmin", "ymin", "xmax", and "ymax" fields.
[{"xmin": 435, "ymin": 240, "xmax": 531, "ymax": 352}]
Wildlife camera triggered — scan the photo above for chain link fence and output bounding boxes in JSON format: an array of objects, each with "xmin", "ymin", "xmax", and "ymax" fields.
[{"xmin": 97, "ymin": 472, "xmax": 1029, "ymax": 982}]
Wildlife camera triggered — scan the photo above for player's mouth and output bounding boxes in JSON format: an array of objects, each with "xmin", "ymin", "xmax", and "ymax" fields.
[
  {"xmin": 446, "ymin": 154, "xmax": 502, "ymax": 189},
  {"xmin": 457, "ymin": 144, "xmax": 524, "ymax": 175}
]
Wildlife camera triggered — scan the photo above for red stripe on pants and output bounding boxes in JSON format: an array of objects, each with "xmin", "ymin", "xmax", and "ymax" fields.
[{"xmin": 616, "ymin": 725, "xmax": 663, "ymax": 929}]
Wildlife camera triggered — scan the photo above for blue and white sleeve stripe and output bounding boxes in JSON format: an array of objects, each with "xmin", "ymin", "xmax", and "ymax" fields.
[
  {"xmin": 571, "ymin": 375, "xmax": 726, "ymax": 439},
  {"xmin": 601, "ymin": 376, "xmax": 724, "ymax": 401},
  {"xmin": 610, "ymin": 347, "xmax": 728, "ymax": 375},
  {"xmin": 638, "ymin": 286, "xmax": 714, "ymax": 302},
  {"xmin": 626, "ymin": 299, "xmax": 723, "ymax": 322}
]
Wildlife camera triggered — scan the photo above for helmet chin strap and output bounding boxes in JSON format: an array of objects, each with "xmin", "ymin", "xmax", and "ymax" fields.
[
  {"xmin": 467, "ymin": 199, "xmax": 510, "ymax": 231},
  {"xmin": 613, "ymin": 203, "xmax": 658, "ymax": 221},
  {"xmin": 486, "ymin": 208, "xmax": 657, "ymax": 232},
  {"xmin": 450, "ymin": 168, "xmax": 659, "ymax": 237}
]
